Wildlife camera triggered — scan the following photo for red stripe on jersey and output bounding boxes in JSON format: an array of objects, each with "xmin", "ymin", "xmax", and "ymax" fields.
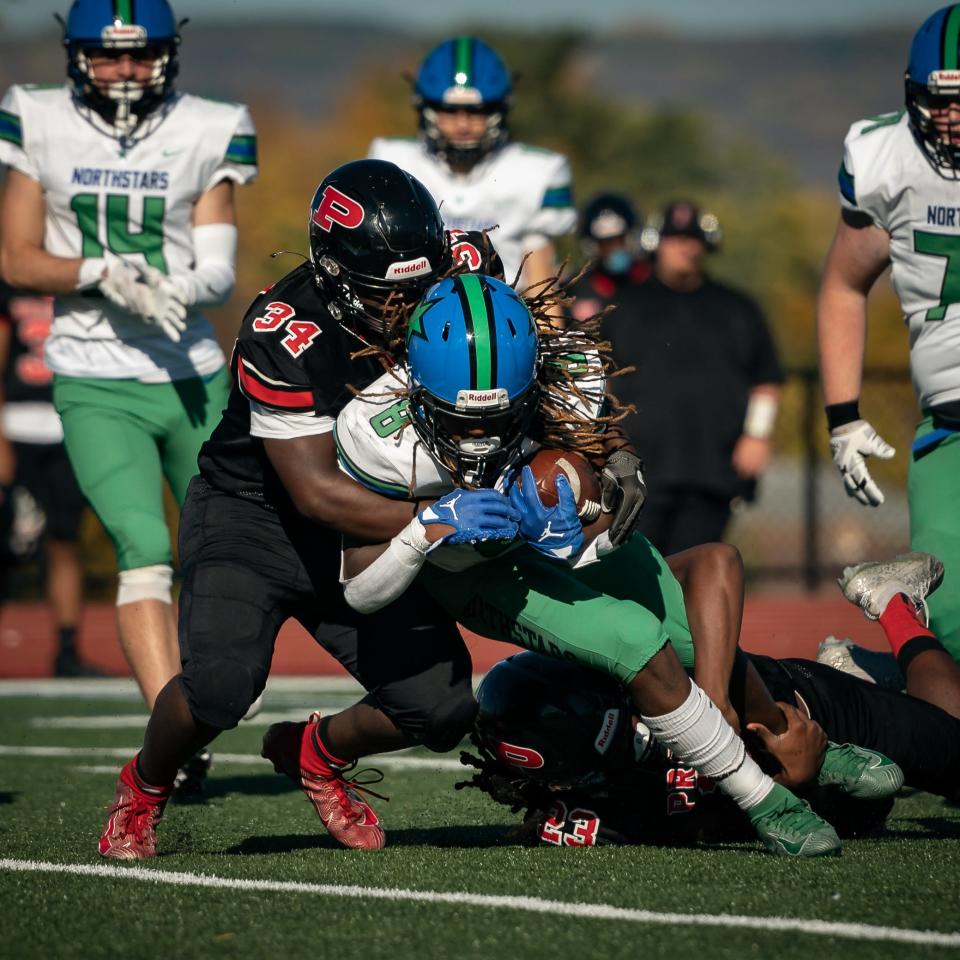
[{"xmin": 236, "ymin": 359, "xmax": 314, "ymax": 410}]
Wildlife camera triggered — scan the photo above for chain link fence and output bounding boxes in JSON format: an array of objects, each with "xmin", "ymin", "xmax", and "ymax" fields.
[{"xmin": 728, "ymin": 367, "xmax": 915, "ymax": 590}]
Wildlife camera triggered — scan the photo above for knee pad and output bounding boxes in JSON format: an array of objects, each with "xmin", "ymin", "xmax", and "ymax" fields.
[
  {"xmin": 117, "ymin": 564, "xmax": 173, "ymax": 605},
  {"xmin": 419, "ymin": 686, "xmax": 479, "ymax": 753},
  {"xmin": 181, "ymin": 656, "xmax": 258, "ymax": 731}
]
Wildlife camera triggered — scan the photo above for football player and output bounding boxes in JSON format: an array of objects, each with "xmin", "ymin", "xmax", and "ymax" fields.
[
  {"xmin": 463, "ymin": 552, "xmax": 960, "ymax": 847},
  {"xmin": 369, "ymin": 37, "xmax": 576, "ymax": 291},
  {"xmin": 333, "ymin": 274, "xmax": 863, "ymax": 856},
  {"xmin": 818, "ymin": 4, "xmax": 960, "ymax": 667},
  {"xmin": 0, "ymin": 0, "xmax": 257, "ymax": 714},
  {"xmin": 97, "ymin": 159, "xmax": 509, "ymax": 858}
]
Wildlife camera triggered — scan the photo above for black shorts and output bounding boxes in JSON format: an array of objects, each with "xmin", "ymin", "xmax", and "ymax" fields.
[
  {"xmin": 177, "ymin": 476, "xmax": 474, "ymax": 740},
  {"xmin": 11, "ymin": 441, "xmax": 86, "ymax": 542},
  {"xmin": 750, "ymin": 654, "xmax": 960, "ymax": 801}
]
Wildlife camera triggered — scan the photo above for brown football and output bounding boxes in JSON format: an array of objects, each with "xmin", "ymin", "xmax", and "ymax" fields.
[{"xmin": 521, "ymin": 448, "xmax": 602, "ymax": 523}]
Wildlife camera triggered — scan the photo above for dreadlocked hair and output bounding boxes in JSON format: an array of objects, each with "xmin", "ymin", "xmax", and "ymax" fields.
[
  {"xmin": 347, "ymin": 229, "xmax": 503, "ymax": 367},
  {"xmin": 455, "ymin": 735, "xmax": 559, "ymax": 846},
  {"xmin": 520, "ymin": 260, "xmax": 635, "ymax": 459}
]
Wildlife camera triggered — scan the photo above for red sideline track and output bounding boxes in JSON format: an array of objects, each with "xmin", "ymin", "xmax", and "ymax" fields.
[{"xmin": 0, "ymin": 594, "xmax": 889, "ymax": 679}]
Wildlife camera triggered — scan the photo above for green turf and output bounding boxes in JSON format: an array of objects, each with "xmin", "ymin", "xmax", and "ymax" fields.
[{"xmin": 1, "ymin": 685, "xmax": 959, "ymax": 960}]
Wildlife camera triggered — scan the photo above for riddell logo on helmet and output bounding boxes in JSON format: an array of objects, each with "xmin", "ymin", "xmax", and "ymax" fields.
[
  {"xmin": 594, "ymin": 709, "xmax": 620, "ymax": 755},
  {"xmin": 495, "ymin": 741, "xmax": 545, "ymax": 769},
  {"xmin": 384, "ymin": 257, "xmax": 431, "ymax": 280},
  {"xmin": 311, "ymin": 186, "xmax": 365, "ymax": 233},
  {"xmin": 931, "ymin": 70, "xmax": 960, "ymax": 89},
  {"xmin": 101, "ymin": 24, "xmax": 147, "ymax": 44}
]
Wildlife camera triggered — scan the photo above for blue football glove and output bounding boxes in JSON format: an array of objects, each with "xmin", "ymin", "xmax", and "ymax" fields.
[
  {"xmin": 418, "ymin": 488, "xmax": 520, "ymax": 546},
  {"xmin": 509, "ymin": 466, "xmax": 584, "ymax": 560}
]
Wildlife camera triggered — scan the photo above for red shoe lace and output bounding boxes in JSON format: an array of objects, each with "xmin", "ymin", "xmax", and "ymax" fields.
[
  {"xmin": 109, "ymin": 795, "xmax": 163, "ymax": 845},
  {"xmin": 323, "ymin": 764, "xmax": 389, "ymax": 819}
]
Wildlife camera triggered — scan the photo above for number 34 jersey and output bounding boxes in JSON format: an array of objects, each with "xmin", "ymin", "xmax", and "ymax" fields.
[
  {"xmin": 0, "ymin": 84, "xmax": 258, "ymax": 382},
  {"xmin": 839, "ymin": 109, "xmax": 960, "ymax": 408}
]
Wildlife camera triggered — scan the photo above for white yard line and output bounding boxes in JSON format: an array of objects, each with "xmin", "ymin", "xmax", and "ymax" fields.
[
  {"xmin": 0, "ymin": 742, "xmax": 463, "ymax": 771},
  {"xmin": 0, "ymin": 675, "xmax": 491, "ymax": 698},
  {"xmin": 1, "ymin": 858, "xmax": 958, "ymax": 947},
  {"xmin": 30, "ymin": 709, "xmax": 347, "ymax": 729},
  {"xmin": 0, "ymin": 677, "xmax": 366, "ymax": 698}
]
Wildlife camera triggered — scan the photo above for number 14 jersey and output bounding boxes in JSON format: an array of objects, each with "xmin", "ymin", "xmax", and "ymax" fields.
[{"xmin": 0, "ymin": 84, "xmax": 258, "ymax": 382}]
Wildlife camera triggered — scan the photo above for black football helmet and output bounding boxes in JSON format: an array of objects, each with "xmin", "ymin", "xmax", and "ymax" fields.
[
  {"xmin": 308, "ymin": 159, "xmax": 452, "ymax": 344},
  {"xmin": 474, "ymin": 652, "xmax": 635, "ymax": 790}
]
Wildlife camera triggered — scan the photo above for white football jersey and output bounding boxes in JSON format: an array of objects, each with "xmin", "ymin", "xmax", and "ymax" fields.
[
  {"xmin": 0, "ymin": 85, "xmax": 258, "ymax": 382},
  {"xmin": 368, "ymin": 137, "xmax": 576, "ymax": 283},
  {"xmin": 840, "ymin": 109, "xmax": 960, "ymax": 408},
  {"xmin": 335, "ymin": 361, "xmax": 605, "ymax": 572}
]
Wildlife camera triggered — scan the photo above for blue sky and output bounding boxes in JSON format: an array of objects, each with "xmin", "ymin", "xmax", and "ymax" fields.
[{"xmin": 0, "ymin": 0, "xmax": 932, "ymax": 36}]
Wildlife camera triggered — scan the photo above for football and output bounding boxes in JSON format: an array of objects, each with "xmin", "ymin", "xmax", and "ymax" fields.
[{"xmin": 522, "ymin": 448, "xmax": 603, "ymax": 523}]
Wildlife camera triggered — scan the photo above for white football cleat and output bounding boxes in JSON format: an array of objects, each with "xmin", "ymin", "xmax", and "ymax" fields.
[
  {"xmin": 837, "ymin": 551, "xmax": 944, "ymax": 621},
  {"xmin": 816, "ymin": 636, "xmax": 905, "ymax": 690}
]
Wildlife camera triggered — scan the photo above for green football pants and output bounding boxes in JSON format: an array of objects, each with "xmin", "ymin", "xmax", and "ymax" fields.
[
  {"xmin": 419, "ymin": 534, "xmax": 694, "ymax": 685},
  {"xmin": 53, "ymin": 369, "xmax": 230, "ymax": 571},
  {"xmin": 909, "ymin": 414, "xmax": 960, "ymax": 662}
]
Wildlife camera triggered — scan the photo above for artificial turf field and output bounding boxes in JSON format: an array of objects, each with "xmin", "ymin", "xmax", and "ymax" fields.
[{"xmin": 1, "ymin": 677, "xmax": 959, "ymax": 960}]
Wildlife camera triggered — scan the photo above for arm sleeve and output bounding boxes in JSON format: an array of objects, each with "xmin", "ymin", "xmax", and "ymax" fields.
[
  {"xmin": 0, "ymin": 86, "xmax": 39, "ymax": 181},
  {"xmin": 341, "ymin": 517, "xmax": 435, "ymax": 614},
  {"xmin": 524, "ymin": 153, "xmax": 577, "ymax": 242},
  {"xmin": 203, "ymin": 104, "xmax": 258, "ymax": 192},
  {"xmin": 167, "ymin": 222, "xmax": 237, "ymax": 308}
]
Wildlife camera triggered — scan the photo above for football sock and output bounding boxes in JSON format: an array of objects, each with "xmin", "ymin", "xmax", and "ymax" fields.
[
  {"xmin": 641, "ymin": 681, "xmax": 773, "ymax": 811},
  {"xmin": 57, "ymin": 626, "xmax": 77, "ymax": 655},
  {"xmin": 308, "ymin": 716, "xmax": 350, "ymax": 771},
  {"xmin": 132, "ymin": 754, "xmax": 172, "ymax": 796},
  {"xmin": 879, "ymin": 592, "xmax": 937, "ymax": 659}
]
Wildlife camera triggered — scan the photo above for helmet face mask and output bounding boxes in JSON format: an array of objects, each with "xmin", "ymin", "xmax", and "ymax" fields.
[
  {"xmin": 405, "ymin": 273, "xmax": 540, "ymax": 487},
  {"xmin": 906, "ymin": 78, "xmax": 960, "ymax": 175},
  {"xmin": 62, "ymin": 0, "xmax": 180, "ymax": 139},
  {"xmin": 414, "ymin": 37, "xmax": 512, "ymax": 166},
  {"xmin": 408, "ymin": 380, "xmax": 539, "ymax": 487},
  {"xmin": 308, "ymin": 160, "xmax": 452, "ymax": 346},
  {"xmin": 905, "ymin": 5, "xmax": 960, "ymax": 176}
]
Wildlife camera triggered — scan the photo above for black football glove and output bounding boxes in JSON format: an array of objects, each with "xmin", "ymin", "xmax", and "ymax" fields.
[{"xmin": 600, "ymin": 450, "xmax": 647, "ymax": 547}]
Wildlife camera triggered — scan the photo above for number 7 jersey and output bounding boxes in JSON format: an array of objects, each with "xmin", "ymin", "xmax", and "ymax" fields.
[
  {"xmin": 839, "ymin": 108, "xmax": 960, "ymax": 408},
  {"xmin": 0, "ymin": 84, "xmax": 258, "ymax": 382}
]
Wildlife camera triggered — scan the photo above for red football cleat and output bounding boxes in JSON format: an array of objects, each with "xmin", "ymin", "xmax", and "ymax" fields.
[
  {"xmin": 98, "ymin": 756, "xmax": 171, "ymax": 860},
  {"xmin": 261, "ymin": 713, "xmax": 386, "ymax": 850}
]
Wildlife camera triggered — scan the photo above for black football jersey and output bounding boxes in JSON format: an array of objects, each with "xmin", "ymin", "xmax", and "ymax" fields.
[{"xmin": 198, "ymin": 232, "xmax": 501, "ymax": 507}]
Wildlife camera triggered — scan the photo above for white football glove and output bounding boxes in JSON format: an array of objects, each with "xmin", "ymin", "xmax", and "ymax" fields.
[
  {"xmin": 829, "ymin": 419, "xmax": 895, "ymax": 506},
  {"xmin": 99, "ymin": 258, "xmax": 188, "ymax": 343}
]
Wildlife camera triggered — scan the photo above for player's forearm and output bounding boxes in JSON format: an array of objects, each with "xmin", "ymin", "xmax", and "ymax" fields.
[
  {"xmin": 0, "ymin": 244, "xmax": 84, "ymax": 294},
  {"xmin": 817, "ymin": 279, "xmax": 868, "ymax": 405},
  {"xmin": 167, "ymin": 223, "xmax": 237, "ymax": 308},
  {"xmin": 293, "ymin": 476, "xmax": 425, "ymax": 542},
  {"xmin": 342, "ymin": 518, "xmax": 437, "ymax": 613}
]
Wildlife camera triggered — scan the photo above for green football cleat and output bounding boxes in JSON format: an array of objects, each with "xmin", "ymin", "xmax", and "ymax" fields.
[
  {"xmin": 747, "ymin": 783, "xmax": 842, "ymax": 857},
  {"xmin": 818, "ymin": 742, "xmax": 904, "ymax": 799}
]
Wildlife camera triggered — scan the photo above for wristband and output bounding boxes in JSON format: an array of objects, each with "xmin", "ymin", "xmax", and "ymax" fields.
[
  {"xmin": 743, "ymin": 393, "xmax": 778, "ymax": 440},
  {"xmin": 825, "ymin": 400, "xmax": 861, "ymax": 432},
  {"xmin": 76, "ymin": 257, "xmax": 107, "ymax": 291}
]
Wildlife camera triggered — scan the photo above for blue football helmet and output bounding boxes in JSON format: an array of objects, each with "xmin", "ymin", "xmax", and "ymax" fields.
[
  {"xmin": 60, "ymin": 0, "xmax": 180, "ymax": 135},
  {"xmin": 406, "ymin": 274, "xmax": 539, "ymax": 486},
  {"xmin": 906, "ymin": 4, "xmax": 960, "ymax": 173},
  {"xmin": 413, "ymin": 36, "xmax": 512, "ymax": 164}
]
